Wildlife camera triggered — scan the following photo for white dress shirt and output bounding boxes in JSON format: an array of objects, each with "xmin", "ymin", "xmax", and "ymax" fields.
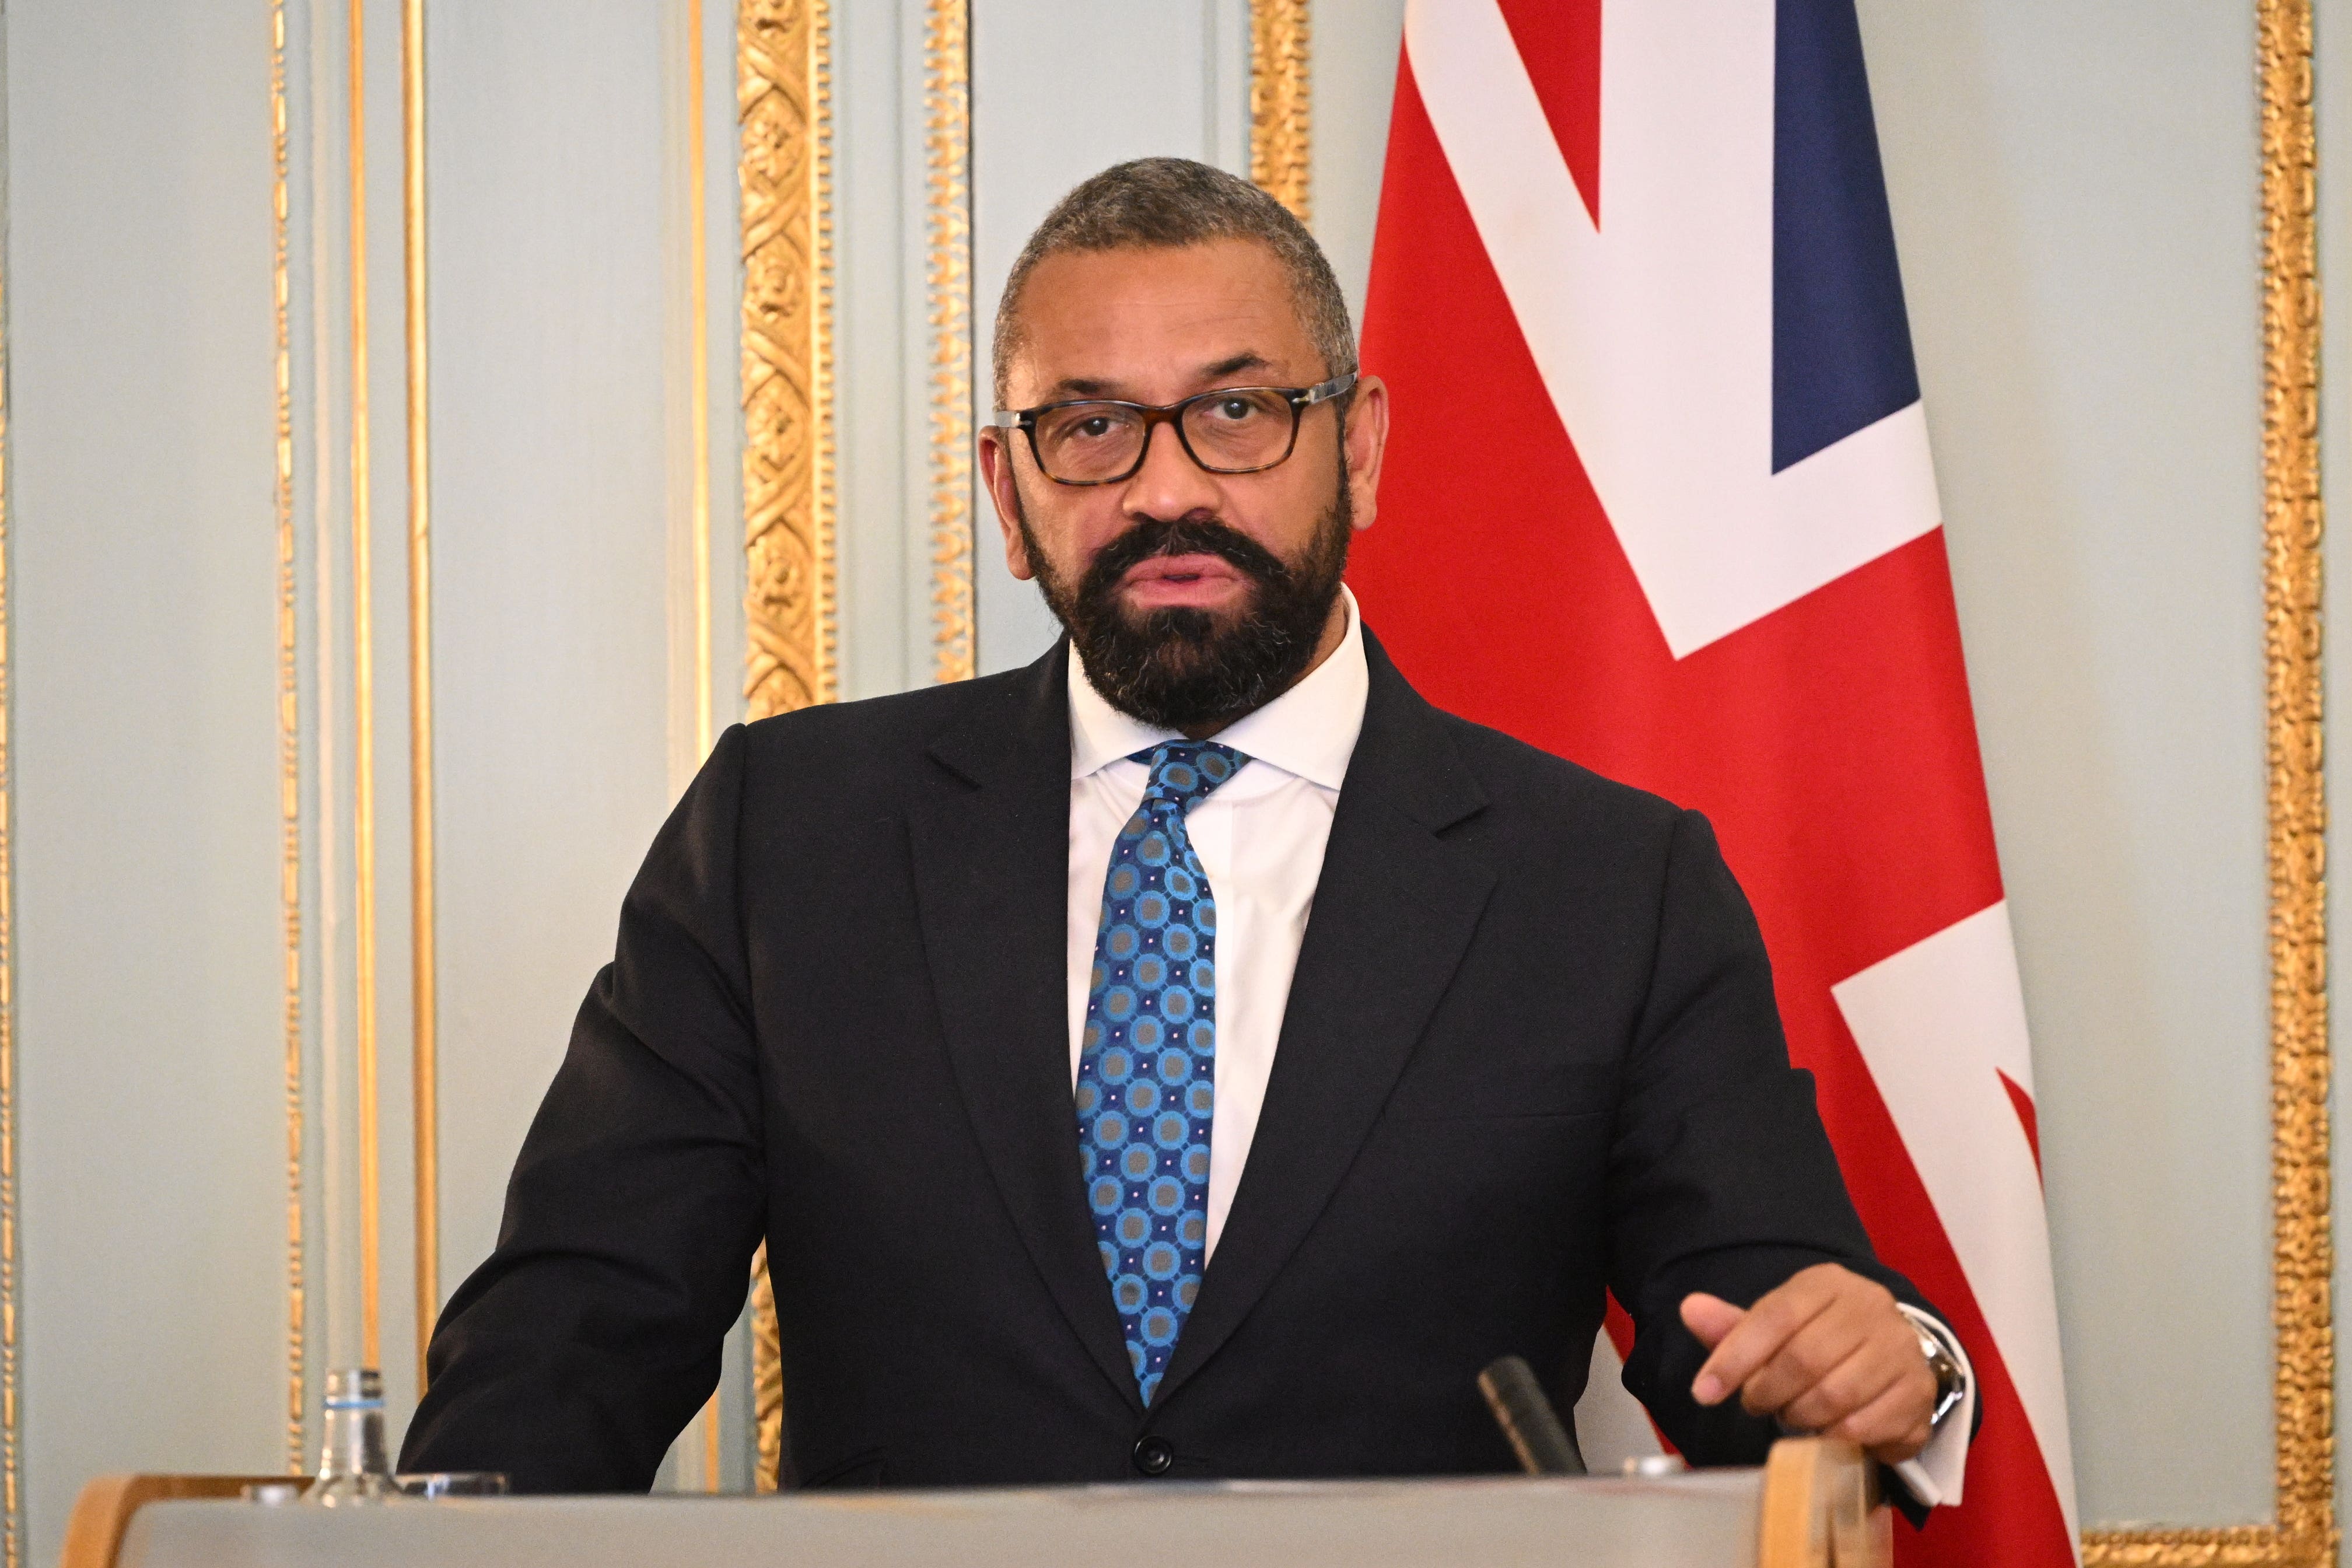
[
  {"xmin": 1060, "ymin": 586, "xmax": 1969, "ymax": 1504},
  {"xmin": 1066, "ymin": 590, "xmax": 1368, "ymax": 1262}
]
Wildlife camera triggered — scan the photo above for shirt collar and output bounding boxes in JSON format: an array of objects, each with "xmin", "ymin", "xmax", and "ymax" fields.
[{"xmin": 1068, "ymin": 585, "xmax": 1367, "ymax": 791}]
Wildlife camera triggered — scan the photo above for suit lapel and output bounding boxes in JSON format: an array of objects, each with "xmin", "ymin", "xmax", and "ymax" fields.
[
  {"xmin": 907, "ymin": 645, "xmax": 1144, "ymax": 1413},
  {"xmin": 1156, "ymin": 634, "xmax": 1494, "ymax": 1405}
]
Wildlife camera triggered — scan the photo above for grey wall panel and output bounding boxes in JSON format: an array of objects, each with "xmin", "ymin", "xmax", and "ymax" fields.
[
  {"xmin": 1860, "ymin": 0, "xmax": 2270, "ymax": 1525},
  {"xmin": 831, "ymin": 0, "xmax": 915, "ymax": 704},
  {"xmin": 6, "ymin": 4, "xmax": 290, "ymax": 1562},
  {"xmin": 425, "ymin": 1, "xmax": 677, "ymax": 1317},
  {"xmin": 969, "ymin": 0, "xmax": 1251, "ymax": 676},
  {"xmin": 1311, "ymin": 0, "xmax": 1405, "ymax": 330}
]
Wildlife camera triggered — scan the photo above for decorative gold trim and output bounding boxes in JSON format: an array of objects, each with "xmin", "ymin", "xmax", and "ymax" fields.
[
  {"xmin": 1248, "ymin": 0, "xmax": 1311, "ymax": 223},
  {"xmin": 739, "ymin": 0, "xmax": 836, "ymax": 723},
  {"xmin": 401, "ymin": 0, "xmax": 440, "ymax": 1393},
  {"xmin": 348, "ymin": 0, "xmax": 383, "ymax": 1375},
  {"xmin": 2081, "ymin": 1, "xmax": 2335, "ymax": 1562},
  {"xmin": 749, "ymin": 1258, "xmax": 781, "ymax": 1492},
  {"xmin": 2085, "ymin": 1531, "xmax": 2319, "ymax": 1568},
  {"xmin": 691, "ymin": 0, "xmax": 715, "ymax": 761},
  {"xmin": 0, "ymin": 71, "xmax": 19, "ymax": 1568},
  {"xmin": 739, "ymin": 0, "xmax": 833, "ymax": 1490},
  {"xmin": 272, "ymin": 0, "xmax": 308, "ymax": 1474},
  {"xmin": 924, "ymin": 0, "xmax": 974, "ymax": 685},
  {"xmin": 690, "ymin": 0, "xmax": 722, "ymax": 1488}
]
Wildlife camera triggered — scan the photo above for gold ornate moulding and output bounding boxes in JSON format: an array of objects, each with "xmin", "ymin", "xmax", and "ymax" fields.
[
  {"xmin": 926, "ymin": 0, "xmax": 975, "ymax": 685},
  {"xmin": 0, "ymin": 47, "xmax": 16, "ymax": 1568},
  {"xmin": 738, "ymin": 0, "xmax": 835, "ymax": 1490},
  {"xmin": 740, "ymin": 0, "xmax": 838, "ymax": 726},
  {"xmin": 271, "ymin": 0, "xmax": 306, "ymax": 1481},
  {"xmin": 1250, "ymin": 0, "xmax": 1311, "ymax": 224}
]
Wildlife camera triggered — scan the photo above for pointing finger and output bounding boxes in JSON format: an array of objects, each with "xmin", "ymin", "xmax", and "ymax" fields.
[
  {"xmin": 1690, "ymin": 1279, "xmax": 1835, "ymax": 1406},
  {"xmin": 1679, "ymin": 1292, "xmax": 1745, "ymax": 1350}
]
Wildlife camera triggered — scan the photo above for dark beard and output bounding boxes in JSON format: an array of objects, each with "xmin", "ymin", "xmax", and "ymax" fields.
[{"xmin": 1021, "ymin": 484, "xmax": 1352, "ymax": 733}]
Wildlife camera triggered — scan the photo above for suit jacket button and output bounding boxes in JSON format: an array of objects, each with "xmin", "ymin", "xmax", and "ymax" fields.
[{"xmin": 1132, "ymin": 1436, "xmax": 1175, "ymax": 1476}]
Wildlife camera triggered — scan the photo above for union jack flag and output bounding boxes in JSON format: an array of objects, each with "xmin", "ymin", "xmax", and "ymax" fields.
[{"xmin": 1349, "ymin": 2, "xmax": 2077, "ymax": 1561}]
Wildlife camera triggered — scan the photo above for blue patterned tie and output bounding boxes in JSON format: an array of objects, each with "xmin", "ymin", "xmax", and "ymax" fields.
[{"xmin": 1076, "ymin": 741, "xmax": 1248, "ymax": 1405}]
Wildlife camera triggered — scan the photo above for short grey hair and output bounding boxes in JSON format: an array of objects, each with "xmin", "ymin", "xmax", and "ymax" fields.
[{"xmin": 991, "ymin": 157, "xmax": 1357, "ymax": 407}]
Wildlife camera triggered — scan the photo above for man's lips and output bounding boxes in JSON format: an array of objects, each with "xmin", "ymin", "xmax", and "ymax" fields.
[{"xmin": 1118, "ymin": 553, "xmax": 1252, "ymax": 608}]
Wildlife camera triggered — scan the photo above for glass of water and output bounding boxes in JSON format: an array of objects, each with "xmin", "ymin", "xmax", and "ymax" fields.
[{"xmin": 394, "ymin": 1472, "xmax": 509, "ymax": 1500}]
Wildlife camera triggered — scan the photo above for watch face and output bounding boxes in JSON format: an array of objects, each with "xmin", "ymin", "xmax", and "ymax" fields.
[{"xmin": 1919, "ymin": 1332, "xmax": 1965, "ymax": 1427}]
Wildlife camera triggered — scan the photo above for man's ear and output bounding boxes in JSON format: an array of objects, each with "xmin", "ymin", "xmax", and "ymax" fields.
[
  {"xmin": 977, "ymin": 427, "xmax": 1035, "ymax": 582},
  {"xmin": 1342, "ymin": 373, "xmax": 1391, "ymax": 533}
]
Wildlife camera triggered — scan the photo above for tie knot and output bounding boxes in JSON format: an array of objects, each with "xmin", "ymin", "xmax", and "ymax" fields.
[{"xmin": 1132, "ymin": 741, "xmax": 1248, "ymax": 809}]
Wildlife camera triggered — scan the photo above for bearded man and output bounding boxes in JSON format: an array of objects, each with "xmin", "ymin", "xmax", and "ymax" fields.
[{"xmin": 404, "ymin": 158, "xmax": 1974, "ymax": 1514}]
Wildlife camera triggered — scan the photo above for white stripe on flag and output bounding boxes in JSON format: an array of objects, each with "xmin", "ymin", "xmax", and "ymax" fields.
[
  {"xmin": 1833, "ymin": 902, "xmax": 2081, "ymax": 1548},
  {"xmin": 1573, "ymin": 1330, "xmax": 1666, "ymax": 1473},
  {"xmin": 1402, "ymin": 0, "xmax": 1942, "ymax": 657}
]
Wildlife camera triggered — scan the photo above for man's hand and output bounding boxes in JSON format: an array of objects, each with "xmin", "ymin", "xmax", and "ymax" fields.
[{"xmin": 1680, "ymin": 1263, "xmax": 1937, "ymax": 1464}]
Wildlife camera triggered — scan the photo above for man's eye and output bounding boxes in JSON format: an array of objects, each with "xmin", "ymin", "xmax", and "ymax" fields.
[
  {"xmin": 1044, "ymin": 411, "xmax": 1124, "ymax": 445},
  {"xmin": 1202, "ymin": 394, "xmax": 1276, "ymax": 425}
]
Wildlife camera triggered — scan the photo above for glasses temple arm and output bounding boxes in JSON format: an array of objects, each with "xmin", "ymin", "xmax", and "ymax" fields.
[{"xmin": 1299, "ymin": 370, "xmax": 1360, "ymax": 407}]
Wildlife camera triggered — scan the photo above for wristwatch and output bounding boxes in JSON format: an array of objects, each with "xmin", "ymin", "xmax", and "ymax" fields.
[{"xmin": 1918, "ymin": 1322, "xmax": 1966, "ymax": 1430}]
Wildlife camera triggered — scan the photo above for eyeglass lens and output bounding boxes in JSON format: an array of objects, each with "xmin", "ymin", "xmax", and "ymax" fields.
[{"xmin": 1032, "ymin": 389, "xmax": 1296, "ymax": 482}]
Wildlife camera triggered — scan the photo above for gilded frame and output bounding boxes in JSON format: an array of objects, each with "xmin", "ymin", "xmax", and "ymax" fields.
[
  {"xmin": 2079, "ymin": 0, "xmax": 2338, "ymax": 1560},
  {"xmin": 1250, "ymin": 0, "xmax": 1311, "ymax": 223},
  {"xmin": 1227, "ymin": 2, "xmax": 2344, "ymax": 1557},
  {"xmin": 271, "ymin": 0, "xmax": 307, "ymax": 1476},
  {"xmin": 739, "ymin": 0, "xmax": 837, "ymax": 725},
  {"xmin": 925, "ymin": 0, "xmax": 974, "ymax": 684},
  {"xmin": 738, "ymin": 0, "xmax": 836, "ymax": 1492},
  {"xmin": 0, "ymin": 21, "xmax": 18, "ymax": 1559}
]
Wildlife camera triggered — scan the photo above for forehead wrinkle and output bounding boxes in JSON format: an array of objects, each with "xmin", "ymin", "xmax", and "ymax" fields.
[
  {"xmin": 1036, "ymin": 351, "xmax": 1283, "ymax": 405},
  {"xmin": 1003, "ymin": 242, "xmax": 1322, "ymax": 404}
]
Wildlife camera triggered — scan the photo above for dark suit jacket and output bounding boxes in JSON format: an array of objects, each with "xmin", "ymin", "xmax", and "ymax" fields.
[{"xmin": 402, "ymin": 628, "xmax": 1930, "ymax": 1493}]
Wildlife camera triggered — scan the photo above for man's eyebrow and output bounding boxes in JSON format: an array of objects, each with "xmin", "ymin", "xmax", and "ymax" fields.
[
  {"xmin": 1040, "ymin": 354, "xmax": 1278, "ymax": 403},
  {"xmin": 1200, "ymin": 352, "xmax": 1273, "ymax": 380}
]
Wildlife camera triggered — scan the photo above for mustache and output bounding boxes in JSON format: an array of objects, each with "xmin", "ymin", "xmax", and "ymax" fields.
[
  {"xmin": 1038, "ymin": 487, "xmax": 1353, "ymax": 732},
  {"xmin": 1079, "ymin": 514, "xmax": 1294, "ymax": 603}
]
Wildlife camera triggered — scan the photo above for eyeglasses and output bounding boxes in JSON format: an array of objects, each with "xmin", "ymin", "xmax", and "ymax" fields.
[{"xmin": 988, "ymin": 372, "xmax": 1357, "ymax": 487}]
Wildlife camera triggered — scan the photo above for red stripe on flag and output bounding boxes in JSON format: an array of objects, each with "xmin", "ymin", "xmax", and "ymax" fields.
[
  {"xmin": 1354, "ymin": 59, "xmax": 2074, "ymax": 1566},
  {"xmin": 1600, "ymin": 1294, "xmax": 1676, "ymax": 1456},
  {"xmin": 1602, "ymin": 1293, "xmax": 1637, "ymax": 1364},
  {"xmin": 1999, "ymin": 1072, "xmax": 2043, "ymax": 1178},
  {"xmin": 1496, "ymin": 0, "xmax": 1602, "ymax": 223}
]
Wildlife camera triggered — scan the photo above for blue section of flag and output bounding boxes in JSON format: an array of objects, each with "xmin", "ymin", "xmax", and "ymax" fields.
[{"xmin": 1772, "ymin": 0, "xmax": 1920, "ymax": 474}]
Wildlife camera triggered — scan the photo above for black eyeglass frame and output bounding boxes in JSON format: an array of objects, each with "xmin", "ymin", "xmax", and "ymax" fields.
[{"xmin": 986, "ymin": 371, "xmax": 1359, "ymax": 487}]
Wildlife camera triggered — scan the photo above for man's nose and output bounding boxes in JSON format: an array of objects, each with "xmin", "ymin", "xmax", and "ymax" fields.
[{"xmin": 1121, "ymin": 419, "xmax": 1223, "ymax": 522}]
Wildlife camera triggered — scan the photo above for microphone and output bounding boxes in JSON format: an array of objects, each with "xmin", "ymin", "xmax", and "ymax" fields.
[{"xmin": 1478, "ymin": 1355, "xmax": 1587, "ymax": 1476}]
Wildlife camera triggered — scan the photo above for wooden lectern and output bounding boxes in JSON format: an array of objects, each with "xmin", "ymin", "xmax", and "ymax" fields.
[{"xmin": 75, "ymin": 1438, "xmax": 1887, "ymax": 1568}]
